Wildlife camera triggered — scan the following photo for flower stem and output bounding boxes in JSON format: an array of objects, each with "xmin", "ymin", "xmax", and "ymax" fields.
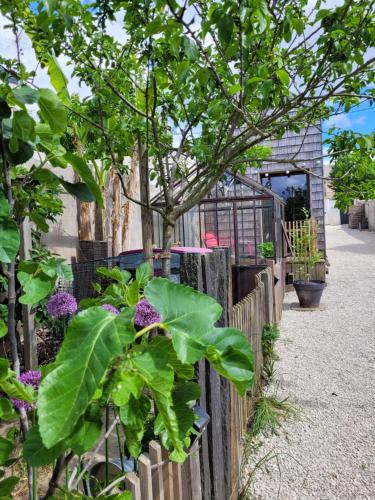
[{"xmin": 134, "ymin": 322, "xmax": 164, "ymax": 339}]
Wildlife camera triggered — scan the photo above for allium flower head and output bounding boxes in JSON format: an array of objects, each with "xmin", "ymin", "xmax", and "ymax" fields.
[
  {"xmin": 101, "ymin": 304, "xmax": 119, "ymax": 315},
  {"xmin": 47, "ymin": 292, "xmax": 78, "ymax": 317},
  {"xmin": 134, "ymin": 299, "xmax": 160, "ymax": 327},
  {"xmin": 11, "ymin": 370, "xmax": 41, "ymax": 412}
]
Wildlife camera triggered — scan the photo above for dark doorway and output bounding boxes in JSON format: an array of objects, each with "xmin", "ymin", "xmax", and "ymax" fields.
[
  {"xmin": 340, "ymin": 211, "xmax": 349, "ymax": 224},
  {"xmin": 261, "ymin": 172, "xmax": 309, "ymax": 221}
]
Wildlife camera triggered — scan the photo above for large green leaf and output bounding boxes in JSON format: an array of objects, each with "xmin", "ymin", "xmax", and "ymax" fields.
[
  {"xmin": 46, "ymin": 55, "xmax": 69, "ymax": 102},
  {"xmin": 64, "ymin": 153, "xmax": 103, "ymax": 207},
  {"xmin": 96, "ymin": 267, "xmax": 131, "ymax": 285},
  {"xmin": 145, "ymin": 278, "xmax": 222, "ymax": 363},
  {"xmin": 38, "ymin": 307, "xmax": 135, "ymax": 448},
  {"xmin": 127, "ymin": 337, "xmax": 186, "ymax": 462},
  {"xmin": 61, "ymin": 180, "xmax": 96, "ymax": 202},
  {"xmin": 12, "ymin": 110, "xmax": 35, "ymax": 144},
  {"xmin": 38, "ymin": 88, "xmax": 67, "ymax": 134},
  {"xmin": 13, "ymin": 86, "xmax": 39, "ymax": 104},
  {"xmin": 0, "ymin": 219, "xmax": 20, "ymax": 263},
  {"xmin": 23, "ymin": 425, "xmax": 65, "ymax": 467},
  {"xmin": 203, "ymin": 327, "xmax": 254, "ymax": 395},
  {"xmin": 18, "ymin": 266, "xmax": 55, "ymax": 306}
]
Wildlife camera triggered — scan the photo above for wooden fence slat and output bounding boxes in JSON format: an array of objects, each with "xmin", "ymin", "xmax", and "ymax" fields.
[
  {"xmin": 125, "ymin": 472, "xmax": 141, "ymax": 500},
  {"xmin": 139, "ymin": 455, "xmax": 153, "ymax": 500},
  {"xmin": 149, "ymin": 441, "xmax": 164, "ymax": 500},
  {"xmin": 161, "ymin": 446, "xmax": 174, "ymax": 500},
  {"xmin": 172, "ymin": 462, "xmax": 183, "ymax": 500}
]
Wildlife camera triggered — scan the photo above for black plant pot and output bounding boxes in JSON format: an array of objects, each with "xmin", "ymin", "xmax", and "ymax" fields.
[{"xmin": 293, "ymin": 280, "xmax": 326, "ymax": 309}]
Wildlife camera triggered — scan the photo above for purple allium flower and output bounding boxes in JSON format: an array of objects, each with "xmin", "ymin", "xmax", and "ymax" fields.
[
  {"xmin": 101, "ymin": 304, "xmax": 119, "ymax": 315},
  {"xmin": 134, "ymin": 299, "xmax": 160, "ymax": 327},
  {"xmin": 47, "ymin": 292, "xmax": 78, "ymax": 317},
  {"xmin": 11, "ymin": 370, "xmax": 41, "ymax": 412}
]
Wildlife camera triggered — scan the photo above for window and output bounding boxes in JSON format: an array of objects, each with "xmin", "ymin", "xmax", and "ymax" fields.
[{"xmin": 261, "ymin": 172, "xmax": 308, "ymax": 221}]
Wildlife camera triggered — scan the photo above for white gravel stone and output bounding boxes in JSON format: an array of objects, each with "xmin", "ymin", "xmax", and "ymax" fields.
[{"xmin": 244, "ymin": 226, "xmax": 375, "ymax": 500}]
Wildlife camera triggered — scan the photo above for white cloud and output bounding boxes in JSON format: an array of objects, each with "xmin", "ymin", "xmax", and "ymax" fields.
[
  {"xmin": 355, "ymin": 115, "xmax": 366, "ymax": 125},
  {"xmin": 326, "ymin": 113, "xmax": 352, "ymax": 129}
]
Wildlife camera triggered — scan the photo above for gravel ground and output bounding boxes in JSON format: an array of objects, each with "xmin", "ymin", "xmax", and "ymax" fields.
[{"xmin": 244, "ymin": 225, "xmax": 375, "ymax": 500}]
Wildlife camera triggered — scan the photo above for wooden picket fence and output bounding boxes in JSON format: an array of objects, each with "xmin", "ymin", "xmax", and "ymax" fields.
[
  {"xmin": 283, "ymin": 218, "xmax": 318, "ymax": 256},
  {"xmin": 229, "ymin": 267, "xmax": 275, "ymax": 499},
  {"xmin": 121, "ymin": 439, "xmax": 201, "ymax": 500}
]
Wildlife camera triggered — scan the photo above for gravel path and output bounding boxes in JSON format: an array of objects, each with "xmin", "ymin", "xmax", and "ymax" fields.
[{"xmin": 245, "ymin": 226, "xmax": 375, "ymax": 500}]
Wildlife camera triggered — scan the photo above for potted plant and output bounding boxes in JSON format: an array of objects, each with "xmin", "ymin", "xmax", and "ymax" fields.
[
  {"xmin": 291, "ymin": 215, "xmax": 325, "ymax": 308},
  {"xmin": 256, "ymin": 242, "xmax": 274, "ymax": 263}
]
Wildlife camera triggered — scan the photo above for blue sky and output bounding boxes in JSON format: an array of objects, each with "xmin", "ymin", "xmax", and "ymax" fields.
[{"xmin": 323, "ymin": 100, "xmax": 374, "ymax": 138}]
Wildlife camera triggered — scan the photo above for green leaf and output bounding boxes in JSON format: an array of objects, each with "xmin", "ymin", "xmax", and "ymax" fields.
[
  {"xmin": 276, "ymin": 69, "xmax": 290, "ymax": 86},
  {"xmin": 0, "ymin": 196, "xmax": 10, "ymax": 219},
  {"xmin": 65, "ymin": 408, "xmax": 102, "ymax": 456},
  {"xmin": 0, "ymin": 99, "xmax": 11, "ymax": 119},
  {"xmin": 18, "ymin": 267, "xmax": 55, "ymax": 306},
  {"xmin": 145, "ymin": 278, "xmax": 222, "ymax": 363},
  {"xmin": 64, "ymin": 153, "xmax": 103, "ymax": 207},
  {"xmin": 125, "ymin": 280, "xmax": 139, "ymax": 307},
  {"xmin": 0, "ymin": 219, "xmax": 20, "ymax": 263},
  {"xmin": 136, "ymin": 262, "xmax": 152, "ymax": 289},
  {"xmin": 203, "ymin": 327, "xmax": 254, "ymax": 395},
  {"xmin": 38, "ymin": 88, "xmax": 67, "ymax": 134},
  {"xmin": 13, "ymin": 86, "xmax": 39, "ymax": 104},
  {"xmin": 59, "ymin": 180, "xmax": 94, "ymax": 202},
  {"xmin": 0, "ymin": 359, "xmax": 9, "ymax": 381},
  {"xmin": 0, "ymin": 398, "xmax": 16, "ymax": 420},
  {"xmin": 12, "ymin": 110, "xmax": 35, "ymax": 144},
  {"xmin": 0, "ymin": 476, "xmax": 19, "ymax": 497},
  {"xmin": 0, "ymin": 437, "xmax": 13, "ymax": 465},
  {"xmin": 5, "ymin": 140, "xmax": 33, "ymax": 165},
  {"xmin": 0, "ymin": 320, "xmax": 6, "ymax": 339},
  {"xmin": 0, "ymin": 378, "xmax": 35, "ymax": 403},
  {"xmin": 112, "ymin": 371, "xmax": 143, "ymax": 407},
  {"xmin": 96, "ymin": 267, "xmax": 131, "ymax": 285},
  {"xmin": 23, "ymin": 425, "xmax": 65, "ymax": 467},
  {"xmin": 183, "ymin": 36, "xmax": 198, "ymax": 60},
  {"xmin": 127, "ymin": 337, "xmax": 186, "ymax": 462},
  {"xmin": 120, "ymin": 393, "xmax": 151, "ymax": 457},
  {"xmin": 228, "ymin": 83, "xmax": 241, "ymax": 95},
  {"xmin": 38, "ymin": 307, "xmax": 135, "ymax": 448},
  {"xmin": 29, "ymin": 212, "xmax": 49, "ymax": 233},
  {"xmin": 217, "ymin": 15, "xmax": 233, "ymax": 45},
  {"xmin": 46, "ymin": 55, "xmax": 69, "ymax": 102}
]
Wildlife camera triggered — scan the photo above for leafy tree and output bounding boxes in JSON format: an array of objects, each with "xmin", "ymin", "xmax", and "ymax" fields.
[
  {"xmin": 11, "ymin": 0, "xmax": 374, "ymax": 273},
  {"xmin": 327, "ymin": 130, "xmax": 375, "ymax": 211}
]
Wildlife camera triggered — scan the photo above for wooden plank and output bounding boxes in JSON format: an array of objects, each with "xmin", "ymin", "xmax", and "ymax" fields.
[
  {"xmin": 161, "ymin": 446, "xmax": 174, "ymax": 500},
  {"xmin": 172, "ymin": 462, "xmax": 183, "ymax": 500},
  {"xmin": 189, "ymin": 439, "xmax": 202, "ymax": 500},
  {"xmin": 139, "ymin": 454, "xmax": 153, "ymax": 500},
  {"xmin": 149, "ymin": 441, "xmax": 164, "ymax": 500},
  {"xmin": 125, "ymin": 472, "xmax": 141, "ymax": 500}
]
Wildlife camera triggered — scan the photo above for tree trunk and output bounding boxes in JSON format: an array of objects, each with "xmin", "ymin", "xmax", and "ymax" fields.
[
  {"xmin": 74, "ymin": 137, "xmax": 93, "ymax": 241},
  {"xmin": 161, "ymin": 220, "xmax": 175, "ymax": 277},
  {"xmin": 94, "ymin": 199, "xmax": 106, "ymax": 241},
  {"xmin": 122, "ymin": 146, "xmax": 139, "ymax": 250},
  {"xmin": 111, "ymin": 169, "xmax": 121, "ymax": 256},
  {"xmin": 138, "ymin": 139, "xmax": 154, "ymax": 266}
]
